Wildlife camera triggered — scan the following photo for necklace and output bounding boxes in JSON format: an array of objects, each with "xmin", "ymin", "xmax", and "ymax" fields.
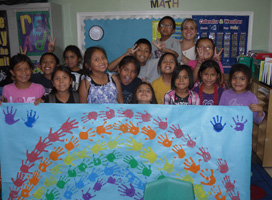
[{"xmin": 199, "ymin": 83, "xmax": 218, "ymax": 105}]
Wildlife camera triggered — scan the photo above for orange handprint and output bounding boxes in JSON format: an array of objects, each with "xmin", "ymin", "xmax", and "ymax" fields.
[
  {"xmin": 113, "ymin": 121, "xmax": 129, "ymax": 134},
  {"xmin": 79, "ymin": 127, "xmax": 95, "ymax": 141},
  {"xmin": 27, "ymin": 170, "xmax": 42, "ymax": 186},
  {"xmin": 172, "ymin": 144, "xmax": 185, "ymax": 159},
  {"xmin": 49, "ymin": 147, "xmax": 65, "ymax": 161},
  {"xmin": 21, "ymin": 182, "xmax": 34, "ymax": 198},
  {"xmin": 96, "ymin": 121, "xmax": 113, "ymax": 138},
  {"xmin": 200, "ymin": 169, "xmax": 216, "ymax": 186},
  {"xmin": 211, "ymin": 185, "xmax": 226, "ymax": 200},
  {"xmin": 39, "ymin": 157, "xmax": 52, "ymax": 172},
  {"xmin": 125, "ymin": 121, "xmax": 139, "ymax": 135},
  {"xmin": 184, "ymin": 157, "xmax": 200, "ymax": 174},
  {"xmin": 158, "ymin": 133, "xmax": 173, "ymax": 147},
  {"xmin": 141, "ymin": 126, "xmax": 157, "ymax": 140},
  {"xmin": 65, "ymin": 136, "xmax": 79, "ymax": 151}
]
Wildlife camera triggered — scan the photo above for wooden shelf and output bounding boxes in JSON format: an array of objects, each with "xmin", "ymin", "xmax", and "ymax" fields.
[{"xmin": 251, "ymin": 80, "xmax": 272, "ymax": 167}]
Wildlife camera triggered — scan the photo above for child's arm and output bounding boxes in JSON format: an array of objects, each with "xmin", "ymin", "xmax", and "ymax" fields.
[
  {"xmin": 180, "ymin": 53, "xmax": 190, "ymax": 65},
  {"xmin": 249, "ymin": 104, "xmax": 264, "ymax": 117},
  {"xmin": 152, "ymin": 39, "xmax": 179, "ymax": 58},
  {"xmin": 108, "ymin": 45, "xmax": 138, "ymax": 72},
  {"xmin": 34, "ymin": 98, "xmax": 44, "ymax": 106},
  {"xmin": 112, "ymin": 75, "xmax": 124, "ymax": 103},
  {"xmin": 79, "ymin": 78, "xmax": 90, "ymax": 103}
]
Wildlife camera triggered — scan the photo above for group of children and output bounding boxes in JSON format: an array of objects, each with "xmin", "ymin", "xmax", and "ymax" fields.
[{"xmin": 0, "ymin": 16, "xmax": 265, "ymax": 125}]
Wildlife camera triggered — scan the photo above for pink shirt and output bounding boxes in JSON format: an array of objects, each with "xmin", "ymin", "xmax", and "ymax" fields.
[
  {"xmin": 3, "ymin": 83, "xmax": 45, "ymax": 103},
  {"xmin": 187, "ymin": 60, "xmax": 224, "ymax": 74}
]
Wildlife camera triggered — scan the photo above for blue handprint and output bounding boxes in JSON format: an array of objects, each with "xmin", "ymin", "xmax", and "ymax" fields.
[
  {"xmin": 74, "ymin": 175, "xmax": 88, "ymax": 189},
  {"xmin": 231, "ymin": 115, "xmax": 248, "ymax": 131},
  {"xmin": 23, "ymin": 110, "xmax": 39, "ymax": 127},
  {"xmin": 87, "ymin": 167, "xmax": 104, "ymax": 182},
  {"xmin": 2, "ymin": 106, "xmax": 20, "ymax": 125},
  {"xmin": 210, "ymin": 115, "xmax": 226, "ymax": 132},
  {"xmin": 63, "ymin": 185, "xmax": 78, "ymax": 199},
  {"xmin": 103, "ymin": 163, "xmax": 121, "ymax": 176}
]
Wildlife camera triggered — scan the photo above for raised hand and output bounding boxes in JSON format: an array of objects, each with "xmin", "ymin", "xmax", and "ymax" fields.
[
  {"xmin": 23, "ymin": 110, "xmax": 39, "ymax": 128},
  {"xmin": 19, "ymin": 46, "xmax": 27, "ymax": 55},
  {"xmin": 47, "ymin": 35, "xmax": 56, "ymax": 53},
  {"xmin": 213, "ymin": 47, "xmax": 224, "ymax": 63},
  {"xmin": 152, "ymin": 39, "xmax": 166, "ymax": 52},
  {"xmin": 3, "ymin": 106, "xmax": 20, "ymax": 125}
]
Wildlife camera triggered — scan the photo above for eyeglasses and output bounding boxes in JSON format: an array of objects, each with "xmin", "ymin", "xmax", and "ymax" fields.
[
  {"xmin": 160, "ymin": 24, "xmax": 173, "ymax": 29},
  {"xmin": 198, "ymin": 46, "xmax": 213, "ymax": 51}
]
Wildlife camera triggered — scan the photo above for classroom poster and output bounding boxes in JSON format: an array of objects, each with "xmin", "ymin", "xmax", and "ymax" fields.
[
  {"xmin": 16, "ymin": 11, "xmax": 51, "ymax": 56},
  {"xmin": 0, "ymin": 104, "xmax": 252, "ymax": 199},
  {"xmin": 0, "ymin": 10, "xmax": 12, "ymax": 87},
  {"xmin": 193, "ymin": 15, "xmax": 249, "ymax": 72}
]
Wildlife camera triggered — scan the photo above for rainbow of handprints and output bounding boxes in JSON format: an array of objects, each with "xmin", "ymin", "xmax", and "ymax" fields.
[{"xmin": 0, "ymin": 104, "xmax": 251, "ymax": 200}]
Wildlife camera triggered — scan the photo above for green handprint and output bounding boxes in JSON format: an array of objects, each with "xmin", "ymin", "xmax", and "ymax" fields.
[
  {"xmin": 77, "ymin": 146, "xmax": 92, "ymax": 159},
  {"xmin": 137, "ymin": 163, "xmax": 152, "ymax": 177},
  {"xmin": 105, "ymin": 150, "xmax": 122, "ymax": 163},
  {"xmin": 50, "ymin": 164, "xmax": 65, "ymax": 175},
  {"xmin": 90, "ymin": 140, "xmax": 107, "ymax": 154},
  {"xmin": 123, "ymin": 155, "xmax": 138, "ymax": 168},
  {"xmin": 92, "ymin": 154, "xmax": 103, "ymax": 166},
  {"xmin": 68, "ymin": 165, "xmax": 77, "ymax": 177},
  {"xmin": 107, "ymin": 136, "xmax": 123, "ymax": 149},
  {"xmin": 33, "ymin": 186, "xmax": 46, "ymax": 199},
  {"xmin": 157, "ymin": 156, "xmax": 174, "ymax": 173},
  {"xmin": 125, "ymin": 136, "xmax": 143, "ymax": 151},
  {"xmin": 78, "ymin": 158, "xmax": 93, "ymax": 172},
  {"xmin": 46, "ymin": 188, "xmax": 60, "ymax": 200},
  {"xmin": 56, "ymin": 175, "xmax": 70, "ymax": 189},
  {"xmin": 64, "ymin": 151, "xmax": 78, "ymax": 166},
  {"xmin": 139, "ymin": 147, "xmax": 157, "ymax": 163},
  {"xmin": 44, "ymin": 176, "xmax": 57, "ymax": 188}
]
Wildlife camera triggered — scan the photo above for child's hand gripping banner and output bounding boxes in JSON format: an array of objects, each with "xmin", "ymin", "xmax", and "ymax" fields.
[{"xmin": 0, "ymin": 104, "xmax": 252, "ymax": 200}]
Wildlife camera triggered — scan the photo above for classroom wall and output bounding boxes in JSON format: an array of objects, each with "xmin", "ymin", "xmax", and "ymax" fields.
[{"xmin": 48, "ymin": 0, "xmax": 271, "ymax": 51}]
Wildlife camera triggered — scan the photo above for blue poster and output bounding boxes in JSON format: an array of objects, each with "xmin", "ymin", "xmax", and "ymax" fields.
[
  {"xmin": 192, "ymin": 15, "xmax": 249, "ymax": 72},
  {"xmin": 0, "ymin": 104, "xmax": 252, "ymax": 199}
]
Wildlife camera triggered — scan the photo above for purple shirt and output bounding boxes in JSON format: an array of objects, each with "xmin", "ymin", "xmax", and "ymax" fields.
[
  {"xmin": 193, "ymin": 85, "xmax": 224, "ymax": 105},
  {"xmin": 219, "ymin": 89, "xmax": 265, "ymax": 124}
]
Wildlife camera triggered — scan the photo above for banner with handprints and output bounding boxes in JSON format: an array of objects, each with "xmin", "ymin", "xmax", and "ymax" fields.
[{"xmin": 0, "ymin": 103, "xmax": 252, "ymax": 200}]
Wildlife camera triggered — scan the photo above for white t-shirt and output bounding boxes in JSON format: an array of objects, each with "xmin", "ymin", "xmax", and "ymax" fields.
[
  {"xmin": 138, "ymin": 59, "xmax": 160, "ymax": 83},
  {"xmin": 152, "ymin": 37, "xmax": 181, "ymax": 60}
]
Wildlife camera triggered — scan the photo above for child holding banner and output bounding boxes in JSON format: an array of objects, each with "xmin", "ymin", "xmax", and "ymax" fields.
[
  {"xmin": 164, "ymin": 65, "xmax": 200, "ymax": 105},
  {"xmin": 152, "ymin": 52, "xmax": 178, "ymax": 104},
  {"xmin": 219, "ymin": 63, "xmax": 265, "ymax": 124},
  {"xmin": 193, "ymin": 60, "xmax": 224, "ymax": 105},
  {"xmin": 1, "ymin": 54, "xmax": 44, "ymax": 103},
  {"xmin": 79, "ymin": 46, "xmax": 123, "ymax": 104}
]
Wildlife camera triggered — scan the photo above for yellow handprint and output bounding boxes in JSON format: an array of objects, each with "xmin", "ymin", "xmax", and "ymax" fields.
[
  {"xmin": 32, "ymin": 186, "xmax": 46, "ymax": 199},
  {"xmin": 107, "ymin": 136, "xmax": 123, "ymax": 149},
  {"xmin": 63, "ymin": 151, "xmax": 78, "ymax": 166},
  {"xmin": 194, "ymin": 184, "xmax": 211, "ymax": 200},
  {"xmin": 44, "ymin": 176, "xmax": 57, "ymax": 187},
  {"xmin": 77, "ymin": 146, "xmax": 92, "ymax": 159},
  {"xmin": 90, "ymin": 140, "xmax": 107, "ymax": 154},
  {"xmin": 157, "ymin": 156, "xmax": 174, "ymax": 173},
  {"xmin": 139, "ymin": 147, "xmax": 157, "ymax": 163},
  {"xmin": 50, "ymin": 164, "xmax": 65, "ymax": 175},
  {"xmin": 176, "ymin": 170, "xmax": 194, "ymax": 184},
  {"xmin": 125, "ymin": 136, "xmax": 143, "ymax": 151}
]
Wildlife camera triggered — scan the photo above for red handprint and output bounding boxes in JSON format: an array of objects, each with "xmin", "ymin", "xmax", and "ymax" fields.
[
  {"xmin": 200, "ymin": 168, "xmax": 216, "ymax": 186},
  {"xmin": 222, "ymin": 175, "xmax": 235, "ymax": 192},
  {"xmin": 34, "ymin": 136, "xmax": 52, "ymax": 152},
  {"xmin": 11, "ymin": 172, "xmax": 27, "ymax": 187},
  {"xmin": 197, "ymin": 147, "xmax": 211, "ymax": 162},
  {"xmin": 141, "ymin": 126, "xmax": 157, "ymax": 140},
  {"xmin": 158, "ymin": 133, "xmax": 172, "ymax": 147},
  {"xmin": 47, "ymin": 128, "xmax": 66, "ymax": 142},
  {"xmin": 125, "ymin": 121, "xmax": 139, "ymax": 135},
  {"xmin": 96, "ymin": 121, "xmax": 113, "ymax": 138},
  {"xmin": 81, "ymin": 111, "xmax": 98, "ymax": 123},
  {"xmin": 118, "ymin": 109, "xmax": 134, "ymax": 119},
  {"xmin": 21, "ymin": 182, "xmax": 34, "ymax": 198},
  {"xmin": 113, "ymin": 121, "xmax": 129, "ymax": 134},
  {"xmin": 135, "ymin": 110, "xmax": 152, "ymax": 122},
  {"xmin": 168, "ymin": 124, "xmax": 184, "ymax": 138},
  {"xmin": 216, "ymin": 159, "xmax": 228, "ymax": 173},
  {"xmin": 8, "ymin": 186, "xmax": 21, "ymax": 199},
  {"xmin": 184, "ymin": 157, "xmax": 200, "ymax": 173},
  {"xmin": 20, "ymin": 160, "xmax": 34, "ymax": 174},
  {"xmin": 49, "ymin": 147, "xmax": 65, "ymax": 161},
  {"xmin": 60, "ymin": 117, "xmax": 79, "ymax": 134},
  {"xmin": 228, "ymin": 190, "xmax": 240, "ymax": 200},
  {"xmin": 79, "ymin": 127, "xmax": 96, "ymax": 141},
  {"xmin": 172, "ymin": 144, "xmax": 185, "ymax": 159},
  {"xmin": 65, "ymin": 136, "xmax": 80, "ymax": 151},
  {"xmin": 153, "ymin": 117, "xmax": 168, "ymax": 130},
  {"xmin": 182, "ymin": 134, "xmax": 196, "ymax": 148},
  {"xmin": 39, "ymin": 157, "xmax": 52, "ymax": 172},
  {"xmin": 99, "ymin": 107, "xmax": 115, "ymax": 121},
  {"xmin": 26, "ymin": 148, "xmax": 43, "ymax": 163},
  {"xmin": 27, "ymin": 170, "xmax": 42, "ymax": 185}
]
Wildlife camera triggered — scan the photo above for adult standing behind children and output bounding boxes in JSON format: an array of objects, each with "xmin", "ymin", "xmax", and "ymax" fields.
[
  {"xmin": 108, "ymin": 38, "xmax": 160, "ymax": 83},
  {"xmin": 152, "ymin": 16, "xmax": 181, "ymax": 60},
  {"xmin": 180, "ymin": 18, "xmax": 198, "ymax": 64}
]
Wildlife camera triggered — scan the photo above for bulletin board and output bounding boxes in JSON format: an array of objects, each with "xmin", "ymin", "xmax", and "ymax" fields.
[{"xmin": 77, "ymin": 11, "xmax": 253, "ymax": 71}]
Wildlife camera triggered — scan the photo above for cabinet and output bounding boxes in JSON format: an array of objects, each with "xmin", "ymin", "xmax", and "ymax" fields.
[{"xmin": 251, "ymin": 80, "xmax": 272, "ymax": 167}]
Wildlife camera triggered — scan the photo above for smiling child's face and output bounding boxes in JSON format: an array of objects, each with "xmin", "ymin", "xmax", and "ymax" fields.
[
  {"xmin": 134, "ymin": 43, "xmax": 152, "ymax": 66},
  {"xmin": 118, "ymin": 62, "xmax": 138, "ymax": 86}
]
